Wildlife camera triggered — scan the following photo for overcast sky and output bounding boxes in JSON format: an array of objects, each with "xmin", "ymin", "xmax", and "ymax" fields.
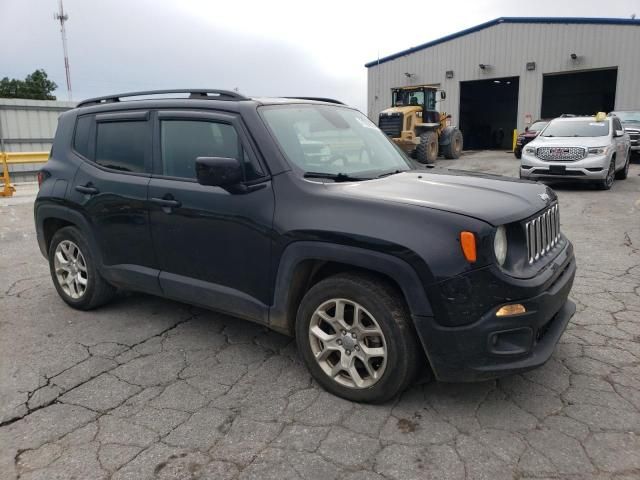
[{"xmin": 1, "ymin": 0, "xmax": 638, "ymax": 111}]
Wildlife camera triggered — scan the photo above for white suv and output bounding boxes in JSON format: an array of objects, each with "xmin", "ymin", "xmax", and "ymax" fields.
[{"xmin": 520, "ymin": 114, "xmax": 631, "ymax": 190}]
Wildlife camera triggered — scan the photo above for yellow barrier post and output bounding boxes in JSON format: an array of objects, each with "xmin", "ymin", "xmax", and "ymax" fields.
[
  {"xmin": 1, "ymin": 153, "xmax": 16, "ymax": 197},
  {"xmin": 512, "ymin": 129, "xmax": 518, "ymax": 152}
]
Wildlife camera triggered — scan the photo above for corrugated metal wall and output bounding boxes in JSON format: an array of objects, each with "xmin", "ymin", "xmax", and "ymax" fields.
[
  {"xmin": 367, "ymin": 22, "xmax": 640, "ymax": 131},
  {"xmin": 0, "ymin": 98, "xmax": 76, "ymax": 153}
]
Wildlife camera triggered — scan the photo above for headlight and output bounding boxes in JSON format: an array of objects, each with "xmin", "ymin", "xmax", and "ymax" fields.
[
  {"xmin": 588, "ymin": 146, "xmax": 607, "ymax": 155},
  {"xmin": 494, "ymin": 226, "xmax": 508, "ymax": 266},
  {"xmin": 525, "ymin": 147, "xmax": 536, "ymax": 154}
]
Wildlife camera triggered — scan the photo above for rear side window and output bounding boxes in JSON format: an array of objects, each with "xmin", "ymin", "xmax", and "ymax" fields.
[
  {"xmin": 160, "ymin": 120, "xmax": 263, "ymax": 180},
  {"xmin": 73, "ymin": 115, "xmax": 93, "ymax": 159},
  {"xmin": 96, "ymin": 121, "xmax": 148, "ymax": 173}
]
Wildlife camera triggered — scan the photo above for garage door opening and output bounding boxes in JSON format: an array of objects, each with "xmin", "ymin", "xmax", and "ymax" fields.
[
  {"xmin": 541, "ymin": 68, "xmax": 617, "ymax": 118},
  {"xmin": 459, "ymin": 76, "xmax": 519, "ymax": 150}
]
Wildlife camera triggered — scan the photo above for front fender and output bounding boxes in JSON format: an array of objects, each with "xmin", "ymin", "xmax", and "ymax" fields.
[{"xmin": 269, "ymin": 241, "xmax": 433, "ymax": 334}]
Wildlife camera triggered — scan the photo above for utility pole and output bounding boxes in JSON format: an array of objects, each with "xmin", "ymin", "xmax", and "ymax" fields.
[{"xmin": 54, "ymin": 0, "xmax": 72, "ymax": 100}]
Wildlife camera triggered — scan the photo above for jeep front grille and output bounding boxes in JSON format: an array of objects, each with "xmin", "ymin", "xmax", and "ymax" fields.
[
  {"xmin": 525, "ymin": 204, "xmax": 560, "ymax": 264},
  {"xmin": 536, "ymin": 147, "xmax": 586, "ymax": 161},
  {"xmin": 379, "ymin": 113, "xmax": 403, "ymax": 138}
]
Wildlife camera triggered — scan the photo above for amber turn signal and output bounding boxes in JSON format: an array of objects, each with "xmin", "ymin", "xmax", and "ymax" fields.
[
  {"xmin": 460, "ymin": 231, "xmax": 477, "ymax": 263},
  {"xmin": 496, "ymin": 304, "xmax": 527, "ymax": 317}
]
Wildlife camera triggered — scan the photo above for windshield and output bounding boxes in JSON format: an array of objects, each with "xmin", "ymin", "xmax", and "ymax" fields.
[
  {"xmin": 611, "ymin": 111, "xmax": 640, "ymax": 123},
  {"xmin": 260, "ymin": 105, "xmax": 413, "ymax": 177},
  {"xmin": 529, "ymin": 121, "xmax": 548, "ymax": 131},
  {"xmin": 541, "ymin": 119, "xmax": 610, "ymax": 137},
  {"xmin": 393, "ymin": 89, "xmax": 436, "ymax": 110}
]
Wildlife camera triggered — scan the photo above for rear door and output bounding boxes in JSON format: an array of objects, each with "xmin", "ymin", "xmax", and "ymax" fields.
[
  {"xmin": 68, "ymin": 110, "xmax": 160, "ymax": 294},
  {"xmin": 148, "ymin": 110, "xmax": 274, "ymax": 323}
]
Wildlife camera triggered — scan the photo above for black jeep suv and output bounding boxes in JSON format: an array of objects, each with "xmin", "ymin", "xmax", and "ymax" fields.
[{"xmin": 35, "ymin": 89, "xmax": 576, "ymax": 403}]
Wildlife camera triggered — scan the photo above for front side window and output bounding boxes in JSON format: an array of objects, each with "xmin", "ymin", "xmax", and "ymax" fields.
[
  {"xmin": 541, "ymin": 119, "xmax": 610, "ymax": 138},
  {"xmin": 95, "ymin": 121, "xmax": 148, "ymax": 172},
  {"xmin": 260, "ymin": 105, "xmax": 412, "ymax": 178},
  {"xmin": 160, "ymin": 120, "xmax": 263, "ymax": 180}
]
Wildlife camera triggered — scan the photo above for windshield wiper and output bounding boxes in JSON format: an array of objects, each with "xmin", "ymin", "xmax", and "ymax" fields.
[
  {"xmin": 303, "ymin": 172, "xmax": 367, "ymax": 182},
  {"xmin": 375, "ymin": 169, "xmax": 405, "ymax": 178}
]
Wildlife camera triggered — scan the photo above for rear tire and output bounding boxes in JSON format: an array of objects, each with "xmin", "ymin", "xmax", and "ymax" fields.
[
  {"xmin": 615, "ymin": 151, "xmax": 630, "ymax": 180},
  {"xmin": 415, "ymin": 131, "xmax": 438, "ymax": 164},
  {"xmin": 49, "ymin": 226, "xmax": 116, "ymax": 310},
  {"xmin": 295, "ymin": 273, "xmax": 420, "ymax": 403},
  {"xmin": 442, "ymin": 130, "xmax": 463, "ymax": 159}
]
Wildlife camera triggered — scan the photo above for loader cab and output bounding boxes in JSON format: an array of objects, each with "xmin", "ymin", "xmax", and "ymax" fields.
[{"xmin": 391, "ymin": 87, "xmax": 441, "ymax": 124}]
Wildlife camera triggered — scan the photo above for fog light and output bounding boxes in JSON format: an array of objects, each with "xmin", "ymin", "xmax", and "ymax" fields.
[{"xmin": 496, "ymin": 304, "xmax": 526, "ymax": 317}]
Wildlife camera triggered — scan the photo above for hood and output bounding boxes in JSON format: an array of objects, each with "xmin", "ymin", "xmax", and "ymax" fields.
[
  {"xmin": 380, "ymin": 106, "xmax": 422, "ymax": 116},
  {"xmin": 528, "ymin": 135, "xmax": 611, "ymax": 148},
  {"xmin": 622, "ymin": 121, "xmax": 640, "ymax": 131},
  {"xmin": 328, "ymin": 169, "xmax": 555, "ymax": 226}
]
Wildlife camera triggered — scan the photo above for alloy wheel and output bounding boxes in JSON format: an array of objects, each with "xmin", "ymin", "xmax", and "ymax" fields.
[
  {"xmin": 308, "ymin": 298, "xmax": 387, "ymax": 389},
  {"xmin": 54, "ymin": 240, "xmax": 88, "ymax": 299},
  {"xmin": 605, "ymin": 160, "xmax": 615, "ymax": 187}
]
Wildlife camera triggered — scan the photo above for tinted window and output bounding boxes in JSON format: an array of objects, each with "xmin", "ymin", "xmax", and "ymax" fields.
[
  {"xmin": 160, "ymin": 120, "xmax": 263, "ymax": 180},
  {"xmin": 96, "ymin": 121, "xmax": 148, "ymax": 172},
  {"xmin": 541, "ymin": 119, "xmax": 610, "ymax": 138},
  {"xmin": 73, "ymin": 115, "xmax": 93, "ymax": 159}
]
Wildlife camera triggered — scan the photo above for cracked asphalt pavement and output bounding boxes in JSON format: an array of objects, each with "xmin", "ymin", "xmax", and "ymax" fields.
[{"xmin": 1, "ymin": 152, "xmax": 640, "ymax": 479}]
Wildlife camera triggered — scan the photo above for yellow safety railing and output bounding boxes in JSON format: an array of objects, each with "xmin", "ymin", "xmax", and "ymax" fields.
[{"xmin": 0, "ymin": 151, "xmax": 49, "ymax": 197}]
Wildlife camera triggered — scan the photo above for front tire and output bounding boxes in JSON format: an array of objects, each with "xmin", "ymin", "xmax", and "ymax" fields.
[
  {"xmin": 295, "ymin": 273, "xmax": 420, "ymax": 403},
  {"xmin": 415, "ymin": 131, "xmax": 438, "ymax": 164},
  {"xmin": 442, "ymin": 130, "xmax": 463, "ymax": 159},
  {"xmin": 597, "ymin": 158, "xmax": 616, "ymax": 190},
  {"xmin": 615, "ymin": 151, "xmax": 630, "ymax": 180},
  {"xmin": 49, "ymin": 226, "xmax": 116, "ymax": 310}
]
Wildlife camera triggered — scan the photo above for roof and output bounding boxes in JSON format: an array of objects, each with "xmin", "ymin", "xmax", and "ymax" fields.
[{"xmin": 365, "ymin": 17, "xmax": 640, "ymax": 68}]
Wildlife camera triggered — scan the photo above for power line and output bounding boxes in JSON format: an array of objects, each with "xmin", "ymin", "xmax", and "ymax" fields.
[{"xmin": 54, "ymin": 0, "xmax": 72, "ymax": 100}]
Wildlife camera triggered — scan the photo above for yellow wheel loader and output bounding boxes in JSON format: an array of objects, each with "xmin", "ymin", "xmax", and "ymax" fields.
[{"xmin": 378, "ymin": 85, "xmax": 463, "ymax": 164}]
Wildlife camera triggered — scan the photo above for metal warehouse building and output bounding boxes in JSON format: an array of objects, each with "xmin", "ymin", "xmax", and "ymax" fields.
[{"xmin": 366, "ymin": 17, "xmax": 640, "ymax": 150}]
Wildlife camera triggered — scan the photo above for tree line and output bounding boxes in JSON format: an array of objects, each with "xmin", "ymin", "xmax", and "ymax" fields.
[{"xmin": 0, "ymin": 70, "xmax": 58, "ymax": 100}]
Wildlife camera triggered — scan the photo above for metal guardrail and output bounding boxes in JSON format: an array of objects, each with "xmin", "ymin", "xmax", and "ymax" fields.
[{"xmin": 0, "ymin": 151, "xmax": 49, "ymax": 197}]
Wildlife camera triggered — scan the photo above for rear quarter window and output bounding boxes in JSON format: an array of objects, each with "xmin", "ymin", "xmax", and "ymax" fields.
[{"xmin": 73, "ymin": 115, "xmax": 93, "ymax": 159}]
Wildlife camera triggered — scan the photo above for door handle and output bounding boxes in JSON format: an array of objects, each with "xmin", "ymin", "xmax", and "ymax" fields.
[
  {"xmin": 150, "ymin": 197, "xmax": 182, "ymax": 208},
  {"xmin": 75, "ymin": 185, "xmax": 99, "ymax": 195}
]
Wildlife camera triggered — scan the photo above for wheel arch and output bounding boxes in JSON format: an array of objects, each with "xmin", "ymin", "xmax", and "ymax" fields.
[
  {"xmin": 269, "ymin": 242, "xmax": 433, "ymax": 336},
  {"xmin": 35, "ymin": 204, "xmax": 102, "ymax": 265}
]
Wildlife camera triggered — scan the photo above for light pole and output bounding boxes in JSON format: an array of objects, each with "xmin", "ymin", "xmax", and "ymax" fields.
[{"xmin": 54, "ymin": 0, "xmax": 72, "ymax": 100}]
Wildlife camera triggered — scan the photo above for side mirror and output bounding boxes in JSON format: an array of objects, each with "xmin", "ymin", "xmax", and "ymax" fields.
[
  {"xmin": 195, "ymin": 156, "xmax": 242, "ymax": 188},
  {"xmin": 615, "ymin": 129, "xmax": 625, "ymax": 137},
  {"xmin": 440, "ymin": 91, "xmax": 446, "ymax": 100},
  {"xmin": 525, "ymin": 126, "xmax": 530, "ymax": 132}
]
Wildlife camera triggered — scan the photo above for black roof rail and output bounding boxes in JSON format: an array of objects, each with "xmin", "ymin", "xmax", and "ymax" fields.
[
  {"xmin": 77, "ymin": 89, "xmax": 249, "ymax": 108},
  {"xmin": 284, "ymin": 97, "xmax": 345, "ymax": 105}
]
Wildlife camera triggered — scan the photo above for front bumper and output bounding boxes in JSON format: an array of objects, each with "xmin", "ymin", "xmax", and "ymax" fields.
[
  {"xmin": 520, "ymin": 151, "xmax": 610, "ymax": 180},
  {"xmin": 414, "ymin": 240, "xmax": 576, "ymax": 382}
]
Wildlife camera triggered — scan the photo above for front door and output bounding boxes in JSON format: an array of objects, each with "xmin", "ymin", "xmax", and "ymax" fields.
[{"xmin": 148, "ymin": 110, "xmax": 274, "ymax": 323}]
